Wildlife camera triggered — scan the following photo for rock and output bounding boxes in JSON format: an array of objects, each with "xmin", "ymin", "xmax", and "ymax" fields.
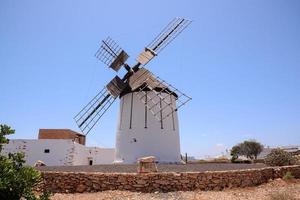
[
  {"xmin": 34, "ymin": 160, "xmax": 46, "ymax": 167},
  {"xmin": 76, "ymin": 184, "xmax": 86, "ymax": 193},
  {"xmin": 138, "ymin": 156, "xmax": 156, "ymax": 162},
  {"xmin": 136, "ymin": 180, "xmax": 147, "ymax": 185},
  {"xmin": 137, "ymin": 156, "xmax": 158, "ymax": 173},
  {"xmin": 92, "ymin": 183, "xmax": 100, "ymax": 190},
  {"xmin": 132, "ymin": 184, "xmax": 144, "ymax": 187},
  {"xmin": 155, "ymin": 180, "xmax": 169, "ymax": 185}
]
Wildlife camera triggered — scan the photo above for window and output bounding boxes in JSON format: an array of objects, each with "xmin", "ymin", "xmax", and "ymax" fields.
[
  {"xmin": 44, "ymin": 149, "xmax": 50, "ymax": 153},
  {"xmin": 130, "ymin": 138, "xmax": 137, "ymax": 143},
  {"xmin": 89, "ymin": 160, "xmax": 93, "ymax": 165}
]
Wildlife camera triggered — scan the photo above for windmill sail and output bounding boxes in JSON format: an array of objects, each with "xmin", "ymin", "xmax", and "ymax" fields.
[
  {"xmin": 138, "ymin": 76, "xmax": 191, "ymax": 121},
  {"xmin": 106, "ymin": 76, "xmax": 126, "ymax": 98},
  {"xmin": 95, "ymin": 37, "xmax": 129, "ymax": 72},
  {"xmin": 136, "ymin": 18, "xmax": 191, "ymax": 65},
  {"xmin": 129, "ymin": 68, "xmax": 191, "ymax": 121},
  {"xmin": 74, "ymin": 87, "xmax": 116, "ymax": 135}
]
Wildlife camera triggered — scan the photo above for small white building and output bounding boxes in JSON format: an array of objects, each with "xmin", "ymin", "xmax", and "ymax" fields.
[{"xmin": 1, "ymin": 129, "xmax": 115, "ymax": 166}]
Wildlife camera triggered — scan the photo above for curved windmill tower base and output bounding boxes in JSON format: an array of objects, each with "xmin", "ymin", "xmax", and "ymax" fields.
[{"xmin": 114, "ymin": 92, "xmax": 181, "ymax": 164}]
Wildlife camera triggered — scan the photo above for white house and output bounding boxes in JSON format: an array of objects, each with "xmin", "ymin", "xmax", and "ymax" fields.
[{"xmin": 1, "ymin": 129, "xmax": 115, "ymax": 166}]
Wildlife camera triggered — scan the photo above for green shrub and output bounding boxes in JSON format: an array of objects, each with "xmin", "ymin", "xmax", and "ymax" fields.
[
  {"xmin": 293, "ymin": 155, "xmax": 300, "ymax": 165},
  {"xmin": 265, "ymin": 148, "xmax": 295, "ymax": 166},
  {"xmin": 231, "ymin": 159, "xmax": 252, "ymax": 164},
  {"xmin": 283, "ymin": 171, "xmax": 294, "ymax": 180},
  {"xmin": 0, "ymin": 124, "xmax": 50, "ymax": 200}
]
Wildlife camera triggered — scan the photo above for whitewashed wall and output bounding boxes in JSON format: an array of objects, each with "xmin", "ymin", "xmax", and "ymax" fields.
[
  {"xmin": 72, "ymin": 143, "xmax": 115, "ymax": 165},
  {"xmin": 73, "ymin": 142, "xmax": 89, "ymax": 165},
  {"xmin": 2, "ymin": 139, "xmax": 115, "ymax": 166},
  {"xmin": 2, "ymin": 139, "xmax": 75, "ymax": 166},
  {"xmin": 115, "ymin": 92, "xmax": 181, "ymax": 163},
  {"xmin": 86, "ymin": 147, "xmax": 115, "ymax": 164}
]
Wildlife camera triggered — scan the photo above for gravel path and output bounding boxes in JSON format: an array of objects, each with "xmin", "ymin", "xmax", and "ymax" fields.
[{"xmin": 37, "ymin": 163, "xmax": 266, "ymax": 173}]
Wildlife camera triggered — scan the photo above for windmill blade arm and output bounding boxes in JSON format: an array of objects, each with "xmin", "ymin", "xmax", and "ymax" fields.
[
  {"xmin": 148, "ymin": 18, "xmax": 191, "ymax": 53},
  {"xmin": 78, "ymin": 94, "xmax": 110, "ymax": 128},
  {"xmin": 135, "ymin": 18, "xmax": 191, "ymax": 66},
  {"xmin": 74, "ymin": 87, "xmax": 116, "ymax": 135}
]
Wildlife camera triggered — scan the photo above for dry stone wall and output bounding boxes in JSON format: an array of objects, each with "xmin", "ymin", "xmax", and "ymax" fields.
[{"xmin": 40, "ymin": 165, "xmax": 300, "ymax": 193}]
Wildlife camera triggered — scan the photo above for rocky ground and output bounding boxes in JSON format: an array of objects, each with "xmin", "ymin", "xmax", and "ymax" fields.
[
  {"xmin": 38, "ymin": 163, "xmax": 266, "ymax": 173},
  {"xmin": 50, "ymin": 179, "xmax": 300, "ymax": 200}
]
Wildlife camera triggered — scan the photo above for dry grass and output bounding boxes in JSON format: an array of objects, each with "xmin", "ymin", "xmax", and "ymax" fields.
[{"xmin": 268, "ymin": 191, "xmax": 297, "ymax": 200}]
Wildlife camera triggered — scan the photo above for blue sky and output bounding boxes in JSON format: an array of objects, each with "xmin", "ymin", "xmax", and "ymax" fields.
[{"xmin": 1, "ymin": 0, "xmax": 299, "ymax": 158}]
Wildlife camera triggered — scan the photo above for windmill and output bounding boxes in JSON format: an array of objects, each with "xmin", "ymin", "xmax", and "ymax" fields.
[{"xmin": 74, "ymin": 17, "xmax": 192, "ymax": 163}]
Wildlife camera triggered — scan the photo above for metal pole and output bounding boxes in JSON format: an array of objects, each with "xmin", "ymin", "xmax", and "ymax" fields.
[{"xmin": 185, "ymin": 153, "xmax": 188, "ymax": 163}]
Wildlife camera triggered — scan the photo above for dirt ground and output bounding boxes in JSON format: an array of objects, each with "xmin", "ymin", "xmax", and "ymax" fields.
[{"xmin": 51, "ymin": 179, "xmax": 300, "ymax": 200}]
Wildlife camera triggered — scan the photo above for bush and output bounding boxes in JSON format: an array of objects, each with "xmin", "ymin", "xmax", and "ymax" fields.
[
  {"xmin": 265, "ymin": 148, "xmax": 295, "ymax": 166},
  {"xmin": 0, "ymin": 124, "xmax": 50, "ymax": 200},
  {"xmin": 231, "ymin": 159, "xmax": 252, "ymax": 164},
  {"xmin": 0, "ymin": 153, "xmax": 51, "ymax": 200},
  {"xmin": 293, "ymin": 155, "xmax": 300, "ymax": 165},
  {"xmin": 253, "ymin": 159, "xmax": 265, "ymax": 163},
  {"xmin": 283, "ymin": 171, "xmax": 294, "ymax": 180}
]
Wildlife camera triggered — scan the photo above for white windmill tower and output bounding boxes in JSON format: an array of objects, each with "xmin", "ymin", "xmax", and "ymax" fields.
[{"xmin": 74, "ymin": 18, "xmax": 192, "ymax": 163}]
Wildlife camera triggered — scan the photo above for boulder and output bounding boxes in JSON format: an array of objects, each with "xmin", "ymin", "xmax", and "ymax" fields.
[
  {"xmin": 34, "ymin": 160, "xmax": 46, "ymax": 167},
  {"xmin": 137, "ymin": 156, "xmax": 158, "ymax": 173}
]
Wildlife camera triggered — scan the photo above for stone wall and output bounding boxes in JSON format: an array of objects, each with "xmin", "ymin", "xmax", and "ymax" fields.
[{"xmin": 40, "ymin": 165, "xmax": 300, "ymax": 193}]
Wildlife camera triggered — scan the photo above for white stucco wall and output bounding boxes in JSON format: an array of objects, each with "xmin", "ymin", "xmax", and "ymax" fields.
[
  {"xmin": 72, "ymin": 143, "xmax": 115, "ymax": 165},
  {"xmin": 2, "ymin": 139, "xmax": 115, "ymax": 166},
  {"xmin": 86, "ymin": 147, "xmax": 115, "ymax": 164},
  {"xmin": 115, "ymin": 92, "xmax": 181, "ymax": 163},
  {"xmin": 73, "ymin": 142, "xmax": 89, "ymax": 165},
  {"xmin": 1, "ymin": 139, "xmax": 75, "ymax": 166}
]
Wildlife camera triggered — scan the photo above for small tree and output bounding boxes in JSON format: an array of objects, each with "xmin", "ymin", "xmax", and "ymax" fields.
[
  {"xmin": 230, "ymin": 145, "xmax": 241, "ymax": 162},
  {"xmin": 240, "ymin": 140, "xmax": 264, "ymax": 160},
  {"xmin": 230, "ymin": 140, "xmax": 263, "ymax": 162},
  {"xmin": 0, "ymin": 124, "xmax": 15, "ymax": 151},
  {"xmin": 0, "ymin": 124, "xmax": 50, "ymax": 200}
]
